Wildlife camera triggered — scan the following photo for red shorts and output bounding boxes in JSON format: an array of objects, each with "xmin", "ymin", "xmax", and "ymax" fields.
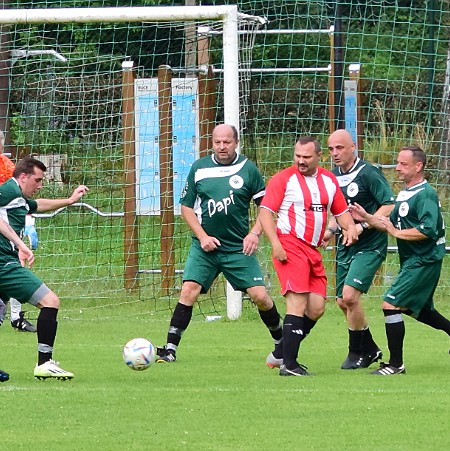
[{"xmin": 272, "ymin": 234, "xmax": 327, "ymax": 298}]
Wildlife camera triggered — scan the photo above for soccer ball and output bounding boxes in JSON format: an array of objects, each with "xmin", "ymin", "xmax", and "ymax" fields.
[{"xmin": 123, "ymin": 338, "xmax": 156, "ymax": 371}]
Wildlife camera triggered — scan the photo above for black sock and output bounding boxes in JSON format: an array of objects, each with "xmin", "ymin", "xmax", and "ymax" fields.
[
  {"xmin": 303, "ymin": 315, "xmax": 317, "ymax": 336},
  {"xmin": 166, "ymin": 303, "xmax": 193, "ymax": 352},
  {"xmin": 362, "ymin": 327, "xmax": 379, "ymax": 353},
  {"xmin": 413, "ymin": 307, "xmax": 450, "ymax": 335},
  {"xmin": 383, "ymin": 309, "xmax": 405, "ymax": 368},
  {"xmin": 37, "ymin": 307, "xmax": 58, "ymax": 365},
  {"xmin": 348, "ymin": 329, "xmax": 364, "ymax": 356},
  {"xmin": 282, "ymin": 314, "xmax": 305, "ymax": 370},
  {"xmin": 258, "ymin": 303, "xmax": 283, "ymax": 342}
]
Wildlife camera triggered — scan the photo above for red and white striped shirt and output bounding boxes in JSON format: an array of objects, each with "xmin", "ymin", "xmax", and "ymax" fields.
[{"xmin": 261, "ymin": 165, "xmax": 348, "ymax": 247}]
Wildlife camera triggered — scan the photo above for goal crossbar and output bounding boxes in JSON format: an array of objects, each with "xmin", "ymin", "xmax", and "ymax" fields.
[{"xmin": 0, "ymin": 6, "xmax": 242, "ymax": 24}]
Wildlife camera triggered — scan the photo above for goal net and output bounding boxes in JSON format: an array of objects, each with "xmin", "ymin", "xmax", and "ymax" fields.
[
  {"xmin": 1, "ymin": 1, "xmax": 449, "ymax": 322},
  {"xmin": 0, "ymin": 5, "xmax": 265, "ymax": 320}
]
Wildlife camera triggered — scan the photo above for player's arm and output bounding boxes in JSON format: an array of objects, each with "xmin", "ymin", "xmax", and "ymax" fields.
[
  {"xmin": 321, "ymin": 216, "xmax": 339, "ymax": 248},
  {"xmin": 242, "ymin": 191, "xmax": 264, "ymax": 256},
  {"xmin": 35, "ymin": 185, "xmax": 89, "ymax": 212},
  {"xmin": 181, "ymin": 205, "xmax": 221, "ymax": 252},
  {"xmin": 350, "ymin": 203, "xmax": 395, "ymax": 235},
  {"xmin": 258, "ymin": 206, "xmax": 287, "ymax": 262},
  {"xmin": 383, "ymin": 223, "xmax": 428, "ymax": 241},
  {"xmin": 335, "ymin": 211, "xmax": 358, "ymax": 246},
  {"xmin": 350, "ymin": 202, "xmax": 392, "ymax": 232},
  {"xmin": 0, "ymin": 218, "xmax": 34, "ymax": 267}
]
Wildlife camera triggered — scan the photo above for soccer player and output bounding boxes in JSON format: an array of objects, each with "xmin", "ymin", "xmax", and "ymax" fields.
[
  {"xmin": 0, "ymin": 129, "xmax": 37, "ymax": 332},
  {"xmin": 258, "ymin": 136, "xmax": 359, "ymax": 376},
  {"xmin": 156, "ymin": 124, "xmax": 283, "ymax": 364},
  {"xmin": 0, "ymin": 217, "xmax": 35, "ymax": 382},
  {"xmin": 0, "ymin": 156, "xmax": 88, "ymax": 380},
  {"xmin": 322, "ymin": 129, "xmax": 395, "ymax": 370},
  {"xmin": 351, "ymin": 145, "xmax": 449, "ymax": 375}
]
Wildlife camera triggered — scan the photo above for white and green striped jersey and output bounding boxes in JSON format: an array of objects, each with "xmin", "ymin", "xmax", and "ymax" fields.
[{"xmin": 181, "ymin": 154, "xmax": 265, "ymax": 252}]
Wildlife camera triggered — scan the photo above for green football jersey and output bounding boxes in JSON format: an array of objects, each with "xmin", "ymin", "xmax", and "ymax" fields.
[
  {"xmin": 333, "ymin": 158, "xmax": 395, "ymax": 256},
  {"xmin": 391, "ymin": 180, "xmax": 446, "ymax": 265},
  {"xmin": 0, "ymin": 178, "xmax": 38, "ymax": 263},
  {"xmin": 180, "ymin": 154, "xmax": 265, "ymax": 252}
]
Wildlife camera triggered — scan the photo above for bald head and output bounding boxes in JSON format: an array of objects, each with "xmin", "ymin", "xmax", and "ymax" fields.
[
  {"xmin": 213, "ymin": 124, "xmax": 238, "ymax": 142},
  {"xmin": 212, "ymin": 123, "xmax": 239, "ymax": 165},
  {"xmin": 328, "ymin": 129, "xmax": 356, "ymax": 171}
]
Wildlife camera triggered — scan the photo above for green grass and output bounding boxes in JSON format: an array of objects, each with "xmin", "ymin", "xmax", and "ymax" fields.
[{"xmin": 1, "ymin": 301, "xmax": 449, "ymax": 450}]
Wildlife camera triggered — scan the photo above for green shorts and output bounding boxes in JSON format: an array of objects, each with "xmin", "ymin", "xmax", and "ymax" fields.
[
  {"xmin": 336, "ymin": 250, "xmax": 385, "ymax": 298},
  {"xmin": 183, "ymin": 240, "xmax": 265, "ymax": 293},
  {"xmin": 0, "ymin": 260, "xmax": 51, "ymax": 305},
  {"xmin": 383, "ymin": 259, "xmax": 442, "ymax": 315}
]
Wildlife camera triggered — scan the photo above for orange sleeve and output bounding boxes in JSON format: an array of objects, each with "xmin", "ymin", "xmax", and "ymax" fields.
[{"xmin": 0, "ymin": 154, "xmax": 15, "ymax": 183}]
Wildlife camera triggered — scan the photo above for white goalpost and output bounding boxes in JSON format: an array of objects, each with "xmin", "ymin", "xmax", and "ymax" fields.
[{"xmin": 0, "ymin": 6, "xmax": 265, "ymax": 320}]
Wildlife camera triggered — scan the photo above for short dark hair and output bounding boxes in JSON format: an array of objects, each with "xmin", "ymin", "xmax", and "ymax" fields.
[
  {"xmin": 13, "ymin": 156, "xmax": 47, "ymax": 178},
  {"xmin": 401, "ymin": 145, "xmax": 426, "ymax": 169},
  {"xmin": 229, "ymin": 125, "xmax": 239, "ymax": 142},
  {"xmin": 295, "ymin": 136, "xmax": 321, "ymax": 154}
]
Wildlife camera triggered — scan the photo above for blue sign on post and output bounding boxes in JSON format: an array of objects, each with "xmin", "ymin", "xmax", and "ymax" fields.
[
  {"xmin": 344, "ymin": 79, "xmax": 358, "ymax": 150},
  {"xmin": 134, "ymin": 78, "xmax": 199, "ymax": 215}
]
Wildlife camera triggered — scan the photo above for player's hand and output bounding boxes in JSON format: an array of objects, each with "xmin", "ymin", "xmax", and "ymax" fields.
[
  {"xmin": 320, "ymin": 229, "xmax": 334, "ymax": 249},
  {"xmin": 243, "ymin": 232, "xmax": 259, "ymax": 256},
  {"xmin": 272, "ymin": 241, "xmax": 287, "ymax": 262},
  {"xmin": 378, "ymin": 216, "xmax": 396, "ymax": 235},
  {"xmin": 69, "ymin": 185, "xmax": 89, "ymax": 204},
  {"xmin": 351, "ymin": 203, "xmax": 389, "ymax": 232},
  {"xmin": 200, "ymin": 235, "xmax": 221, "ymax": 252},
  {"xmin": 18, "ymin": 246, "xmax": 35, "ymax": 268},
  {"xmin": 348, "ymin": 202, "xmax": 369, "ymax": 222},
  {"xmin": 341, "ymin": 225, "xmax": 359, "ymax": 246}
]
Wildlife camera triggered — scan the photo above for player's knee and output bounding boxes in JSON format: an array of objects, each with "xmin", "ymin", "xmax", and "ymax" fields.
[
  {"xmin": 336, "ymin": 297, "xmax": 346, "ymax": 310},
  {"xmin": 308, "ymin": 305, "xmax": 325, "ymax": 321},
  {"xmin": 38, "ymin": 292, "xmax": 60, "ymax": 309},
  {"xmin": 248, "ymin": 287, "xmax": 271, "ymax": 309},
  {"xmin": 340, "ymin": 294, "xmax": 359, "ymax": 309},
  {"xmin": 341, "ymin": 286, "xmax": 362, "ymax": 309},
  {"xmin": 179, "ymin": 282, "xmax": 201, "ymax": 306}
]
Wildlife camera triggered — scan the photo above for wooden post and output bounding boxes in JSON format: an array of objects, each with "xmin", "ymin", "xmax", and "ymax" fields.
[
  {"xmin": 122, "ymin": 61, "xmax": 139, "ymax": 291},
  {"xmin": 158, "ymin": 65, "xmax": 175, "ymax": 295},
  {"xmin": 198, "ymin": 65, "xmax": 216, "ymax": 158}
]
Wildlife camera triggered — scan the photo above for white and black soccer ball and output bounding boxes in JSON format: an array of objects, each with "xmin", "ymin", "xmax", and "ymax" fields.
[{"xmin": 123, "ymin": 338, "xmax": 156, "ymax": 371}]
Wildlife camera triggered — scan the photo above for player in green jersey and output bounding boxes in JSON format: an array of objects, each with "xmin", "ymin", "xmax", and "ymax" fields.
[
  {"xmin": 351, "ymin": 145, "xmax": 449, "ymax": 375},
  {"xmin": 323, "ymin": 129, "xmax": 395, "ymax": 370},
  {"xmin": 0, "ymin": 156, "xmax": 88, "ymax": 381},
  {"xmin": 0, "ymin": 215, "xmax": 35, "ymax": 382},
  {"xmin": 0, "ymin": 129, "xmax": 37, "ymax": 332},
  {"xmin": 156, "ymin": 124, "xmax": 283, "ymax": 364}
]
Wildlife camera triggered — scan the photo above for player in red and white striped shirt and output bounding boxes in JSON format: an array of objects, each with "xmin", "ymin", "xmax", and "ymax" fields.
[{"xmin": 259, "ymin": 136, "xmax": 358, "ymax": 376}]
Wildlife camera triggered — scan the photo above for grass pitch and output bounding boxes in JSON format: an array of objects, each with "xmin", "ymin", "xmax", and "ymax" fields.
[{"xmin": 1, "ymin": 301, "xmax": 449, "ymax": 450}]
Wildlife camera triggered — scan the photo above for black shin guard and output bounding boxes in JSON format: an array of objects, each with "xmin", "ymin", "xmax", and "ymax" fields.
[
  {"xmin": 166, "ymin": 303, "xmax": 193, "ymax": 349},
  {"xmin": 258, "ymin": 304, "xmax": 283, "ymax": 341}
]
